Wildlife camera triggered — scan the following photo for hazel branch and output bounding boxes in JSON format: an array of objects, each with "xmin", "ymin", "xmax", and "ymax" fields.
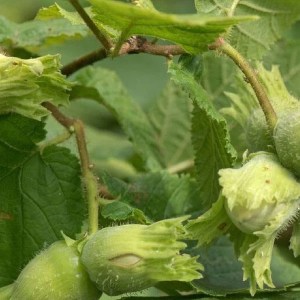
[
  {"xmin": 61, "ymin": 48, "xmax": 107, "ymax": 76},
  {"xmin": 119, "ymin": 36, "xmax": 184, "ymax": 57},
  {"xmin": 42, "ymin": 101, "xmax": 99, "ymax": 234},
  {"xmin": 61, "ymin": 36, "xmax": 184, "ymax": 76}
]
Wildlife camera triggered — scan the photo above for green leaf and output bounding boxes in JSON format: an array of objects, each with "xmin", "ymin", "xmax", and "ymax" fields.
[
  {"xmin": 89, "ymin": 0, "xmax": 256, "ymax": 54},
  {"xmin": 199, "ymin": 52, "xmax": 237, "ymax": 109},
  {"xmin": 271, "ymin": 245, "xmax": 300, "ymax": 289},
  {"xmin": 195, "ymin": 0, "xmax": 300, "ymax": 59},
  {"xmin": 0, "ymin": 15, "xmax": 88, "ymax": 53},
  {"xmin": 100, "ymin": 171, "xmax": 203, "ymax": 221},
  {"xmin": 0, "ymin": 114, "xmax": 85, "ymax": 286},
  {"xmin": 190, "ymin": 236, "xmax": 247, "ymax": 295},
  {"xmin": 147, "ymin": 81, "xmax": 193, "ymax": 170},
  {"xmin": 178, "ymin": 53, "xmax": 251, "ymax": 157},
  {"xmin": 189, "ymin": 237, "xmax": 300, "ymax": 296},
  {"xmin": 264, "ymin": 22, "xmax": 300, "ymax": 99},
  {"xmin": 168, "ymin": 61, "xmax": 236, "ymax": 209},
  {"xmin": 290, "ymin": 220, "xmax": 300, "ymax": 257},
  {"xmin": 101, "ymin": 201, "xmax": 151, "ymax": 224},
  {"xmin": 71, "ymin": 66, "xmax": 163, "ymax": 171},
  {"xmin": 36, "ymin": 4, "xmax": 86, "ymax": 24},
  {"xmin": 120, "ymin": 291, "xmax": 300, "ymax": 300},
  {"xmin": 37, "ymin": 3, "xmax": 118, "ymax": 42},
  {"xmin": 0, "ymin": 54, "xmax": 71, "ymax": 120}
]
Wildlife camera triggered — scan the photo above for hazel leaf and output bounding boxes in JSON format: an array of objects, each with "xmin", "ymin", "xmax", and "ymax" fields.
[
  {"xmin": 89, "ymin": 0, "xmax": 257, "ymax": 54},
  {"xmin": 195, "ymin": 0, "xmax": 300, "ymax": 59}
]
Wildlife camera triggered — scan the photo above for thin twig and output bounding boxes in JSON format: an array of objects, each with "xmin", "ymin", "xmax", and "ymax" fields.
[
  {"xmin": 61, "ymin": 36, "xmax": 185, "ymax": 76},
  {"xmin": 68, "ymin": 0, "xmax": 113, "ymax": 51},
  {"xmin": 209, "ymin": 38, "xmax": 277, "ymax": 131},
  {"xmin": 42, "ymin": 102, "xmax": 74, "ymax": 128},
  {"xmin": 42, "ymin": 101, "xmax": 99, "ymax": 235},
  {"xmin": 61, "ymin": 48, "xmax": 107, "ymax": 76},
  {"xmin": 119, "ymin": 36, "xmax": 184, "ymax": 57}
]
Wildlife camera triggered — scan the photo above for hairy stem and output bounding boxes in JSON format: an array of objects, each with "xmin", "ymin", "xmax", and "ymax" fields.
[
  {"xmin": 209, "ymin": 38, "xmax": 277, "ymax": 131},
  {"xmin": 73, "ymin": 120, "xmax": 99, "ymax": 234},
  {"xmin": 42, "ymin": 102, "xmax": 99, "ymax": 234},
  {"xmin": 69, "ymin": 0, "xmax": 113, "ymax": 51}
]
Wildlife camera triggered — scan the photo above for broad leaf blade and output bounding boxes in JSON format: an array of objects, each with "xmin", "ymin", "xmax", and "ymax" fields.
[
  {"xmin": 0, "ymin": 114, "xmax": 85, "ymax": 286},
  {"xmin": 120, "ymin": 292, "xmax": 300, "ymax": 300},
  {"xmin": 36, "ymin": 4, "xmax": 117, "ymax": 42},
  {"xmin": 199, "ymin": 52, "xmax": 237, "ymax": 109},
  {"xmin": 189, "ymin": 237, "xmax": 300, "ymax": 296},
  {"xmin": 195, "ymin": 0, "xmax": 300, "ymax": 59},
  {"xmin": 100, "ymin": 171, "xmax": 203, "ymax": 221},
  {"xmin": 168, "ymin": 61, "xmax": 236, "ymax": 209},
  {"xmin": 147, "ymin": 81, "xmax": 193, "ymax": 169},
  {"xmin": 0, "ymin": 15, "xmax": 88, "ymax": 53},
  {"xmin": 101, "ymin": 201, "xmax": 151, "ymax": 224},
  {"xmin": 71, "ymin": 66, "xmax": 163, "ymax": 171},
  {"xmin": 190, "ymin": 236, "xmax": 247, "ymax": 295},
  {"xmin": 89, "ymin": 0, "xmax": 256, "ymax": 54}
]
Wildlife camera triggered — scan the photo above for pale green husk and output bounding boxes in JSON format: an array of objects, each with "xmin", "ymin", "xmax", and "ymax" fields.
[
  {"xmin": 187, "ymin": 152, "xmax": 300, "ymax": 295},
  {"xmin": 0, "ymin": 54, "xmax": 71, "ymax": 120},
  {"xmin": 81, "ymin": 217, "xmax": 203, "ymax": 295},
  {"xmin": 220, "ymin": 153, "xmax": 300, "ymax": 232}
]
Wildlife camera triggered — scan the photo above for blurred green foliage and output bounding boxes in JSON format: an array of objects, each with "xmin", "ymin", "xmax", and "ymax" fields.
[{"xmin": 1, "ymin": 0, "xmax": 194, "ymax": 128}]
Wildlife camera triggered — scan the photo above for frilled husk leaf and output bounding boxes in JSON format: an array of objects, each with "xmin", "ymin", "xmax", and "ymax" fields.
[
  {"xmin": 81, "ymin": 217, "xmax": 203, "ymax": 295},
  {"xmin": 0, "ymin": 54, "xmax": 71, "ymax": 119},
  {"xmin": 187, "ymin": 152, "xmax": 300, "ymax": 295}
]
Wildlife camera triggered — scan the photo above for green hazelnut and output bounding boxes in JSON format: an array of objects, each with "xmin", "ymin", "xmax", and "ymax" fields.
[
  {"xmin": 11, "ymin": 241, "xmax": 101, "ymax": 300},
  {"xmin": 220, "ymin": 152, "xmax": 300, "ymax": 234},
  {"xmin": 273, "ymin": 108, "xmax": 300, "ymax": 178},
  {"xmin": 245, "ymin": 109, "xmax": 274, "ymax": 153},
  {"xmin": 81, "ymin": 218, "xmax": 203, "ymax": 296}
]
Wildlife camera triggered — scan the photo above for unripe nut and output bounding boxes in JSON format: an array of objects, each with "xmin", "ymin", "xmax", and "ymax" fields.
[
  {"xmin": 246, "ymin": 109, "xmax": 274, "ymax": 153},
  {"xmin": 273, "ymin": 108, "xmax": 300, "ymax": 178},
  {"xmin": 11, "ymin": 241, "xmax": 101, "ymax": 300},
  {"xmin": 81, "ymin": 218, "xmax": 203, "ymax": 296},
  {"xmin": 219, "ymin": 153, "xmax": 300, "ymax": 234}
]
